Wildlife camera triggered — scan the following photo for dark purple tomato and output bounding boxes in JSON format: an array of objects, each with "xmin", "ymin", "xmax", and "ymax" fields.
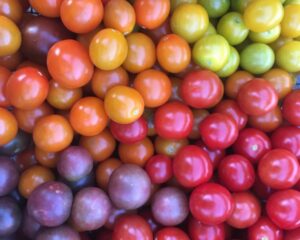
[
  {"xmin": 145, "ymin": 154, "xmax": 172, "ymax": 184},
  {"xmin": 0, "ymin": 197, "xmax": 21, "ymax": 237},
  {"xmin": 36, "ymin": 225, "xmax": 80, "ymax": 240},
  {"xmin": 233, "ymin": 128, "xmax": 271, "ymax": 164},
  {"xmin": 105, "ymin": 206, "xmax": 136, "ymax": 230},
  {"xmin": 155, "ymin": 227, "xmax": 190, "ymax": 240},
  {"xmin": 0, "ymin": 157, "xmax": 19, "ymax": 196},
  {"xmin": 110, "ymin": 117, "xmax": 148, "ymax": 144},
  {"xmin": 108, "ymin": 164, "xmax": 151, "ymax": 210},
  {"xmin": 199, "ymin": 113, "xmax": 238, "ymax": 150},
  {"xmin": 218, "ymin": 154, "xmax": 255, "ymax": 192},
  {"xmin": 21, "ymin": 16, "xmax": 74, "ymax": 65},
  {"xmin": 151, "ymin": 187, "xmax": 188, "ymax": 226},
  {"xmin": 282, "ymin": 90, "xmax": 300, "ymax": 126},
  {"xmin": 0, "ymin": 130, "xmax": 31, "ymax": 156},
  {"xmin": 71, "ymin": 187, "xmax": 112, "ymax": 231},
  {"xmin": 27, "ymin": 181, "xmax": 73, "ymax": 227},
  {"xmin": 57, "ymin": 146, "xmax": 93, "ymax": 182},
  {"xmin": 21, "ymin": 210, "xmax": 41, "ymax": 239}
]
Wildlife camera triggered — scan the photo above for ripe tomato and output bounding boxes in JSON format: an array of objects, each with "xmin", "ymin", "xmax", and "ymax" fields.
[
  {"xmin": 0, "ymin": 0, "xmax": 23, "ymax": 23},
  {"xmin": 217, "ymin": 46, "xmax": 240, "ymax": 78},
  {"xmin": 180, "ymin": 70, "xmax": 224, "ymax": 109},
  {"xmin": 28, "ymin": 0, "xmax": 63, "ymax": 17},
  {"xmin": 154, "ymin": 136, "xmax": 189, "ymax": 157},
  {"xmin": 35, "ymin": 147, "xmax": 60, "ymax": 168},
  {"xmin": 249, "ymin": 25, "xmax": 281, "ymax": 44},
  {"xmin": 275, "ymin": 41, "xmax": 300, "ymax": 73},
  {"xmin": 154, "ymin": 101, "xmax": 193, "ymax": 139},
  {"xmin": 281, "ymin": 4, "xmax": 300, "ymax": 38},
  {"xmin": 282, "ymin": 90, "xmax": 300, "ymax": 126},
  {"xmin": 189, "ymin": 109, "xmax": 209, "ymax": 139},
  {"xmin": 285, "ymin": 228, "xmax": 300, "ymax": 240},
  {"xmin": 0, "ymin": 66, "xmax": 11, "ymax": 107},
  {"xmin": 155, "ymin": 227, "xmax": 189, "ymax": 240},
  {"xmin": 145, "ymin": 154, "xmax": 172, "ymax": 184},
  {"xmin": 198, "ymin": 0, "xmax": 230, "ymax": 18},
  {"xmin": 0, "ymin": 107, "xmax": 18, "ymax": 146}
]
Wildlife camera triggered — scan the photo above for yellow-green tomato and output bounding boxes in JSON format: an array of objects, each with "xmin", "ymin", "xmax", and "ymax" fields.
[
  {"xmin": 243, "ymin": 0, "xmax": 284, "ymax": 33},
  {"xmin": 276, "ymin": 41, "xmax": 300, "ymax": 73},
  {"xmin": 192, "ymin": 34, "xmax": 230, "ymax": 72},
  {"xmin": 230, "ymin": 0, "xmax": 252, "ymax": 13},
  {"xmin": 171, "ymin": 0, "xmax": 197, "ymax": 11},
  {"xmin": 171, "ymin": 3, "xmax": 209, "ymax": 43},
  {"xmin": 240, "ymin": 43, "xmax": 275, "ymax": 74},
  {"xmin": 249, "ymin": 25, "xmax": 281, "ymax": 44},
  {"xmin": 217, "ymin": 12, "xmax": 249, "ymax": 45},
  {"xmin": 202, "ymin": 22, "xmax": 217, "ymax": 38},
  {"xmin": 217, "ymin": 47, "xmax": 240, "ymax": 78},
  {"xmin": 281, "ymin": 4, "xmax": 300, "ymax": 38},
  {"xmin": 285, "ymin": 0, "xmax": 300, "ymax": 5},
  {"xmin": 198, "ymin": 0, "xmax": 230, "ymax": 18}
]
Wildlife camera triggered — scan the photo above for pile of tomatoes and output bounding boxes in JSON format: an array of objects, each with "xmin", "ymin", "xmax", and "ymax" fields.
[{"xmin": 1, "ymin": 0, "xmax": 300, "ymax": 239}]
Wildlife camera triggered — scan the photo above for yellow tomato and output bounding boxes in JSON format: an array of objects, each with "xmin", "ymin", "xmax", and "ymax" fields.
[{"xmin": 281, "ymin": 4, "xmax": 300, "ymax": 38}]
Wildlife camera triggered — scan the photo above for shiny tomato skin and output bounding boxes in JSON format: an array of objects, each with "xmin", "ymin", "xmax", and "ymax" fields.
[
  {"xmin": 145, "ymin": 154, "xmax": 172, "ymax": 184},
  {"xmin": 154, "ymin": 101, "xmax": 193, "ymax": 140},
  {"xmin": 0, "ymin": 107, "xmax": 18, "ymax": 146},
  {"xmin": 155, "ymin": 227, "xmax": 189, "ymax": 240},
  {"xmin": 282, "ymin": 90, "xmax": 300, "ymax": 126},
  {"xmin": 199, "ymin": 113, "xmax": 238, "ymax": 150}
]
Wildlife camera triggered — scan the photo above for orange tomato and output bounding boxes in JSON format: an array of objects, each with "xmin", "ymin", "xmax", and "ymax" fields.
[
  {"xmin": 0, "ymin": 0, "xmax": 23, "ymax": 23},
  {"xmin": 28, "ymin": 0, "xmax": 63, "ymax": 17},
  {"xmin": 96, "ymin": 158, "xmax": 122, "ymax": 189},
  {"xmin": 35, "ymin": 147, "xmax": 60, "ymax": 168},
  {"xmin": 0, "ymin": 107, "xmax": 18, "ymax": 146},
  {"xmin": 225, "ymin": 71, "xmax": 254, "ymax": 99}
]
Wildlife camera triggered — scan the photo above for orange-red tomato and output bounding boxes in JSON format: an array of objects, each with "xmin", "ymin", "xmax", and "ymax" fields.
[
  {"xmin": 133, "ymin": 69, "xmax": 172, "ymax": 108},
  {"xmin": 157, "ymin": 34, "xmax": 191, "ymax": 73},
  {"xmin": 70, "ymin": 97, "xmax": 108, "ymax": 136},
  {"xmin": 35, "ymin": 147, "xmax": 60, "ymax": 168},
  {"xmin": 28, "ymin": 0, "xmax": 63, "ymax": 17},
  {"xmin": 5, "ymin": 67, "xmax": 49, "ymax": 110},
  {"xmin": 0, "ymin": 0, "xmax": 23, "ymax": 23},
  {"xmin": 33, "ymin": 114, "xmax": 74, "ymax": 152},
  {"xmin": 0, "ymin": 66, "xmax": 10, "ymax": 107},
  {"xmin": 0, "ymin": 107, "xmax": 18, "ymax": 146},
  {"xmin": 104, "ymin": 0, "xmax": 135, "ymax": 34},
  {"xmin": 134, "ymin": 0, "xmax": 170, "ymax": 29},
  {"xmin": 18, "ymin": 61, "xmax": 51, "ymax": 80},
  {"xmin": 47, "ymin": 39, "xmax": 94, "ymax": 89},
  {"xmin": 96, "ymin": 158, "xmax": 122, "ymax": 189},
  {"xmin": 104, "ymin": 86, "xmax": 144, "ymax": 124},
  {"xmin": 60, "ymin": 0, "xmax": 104, "ymax": 34},
  {"xmin": 123, "ymin": 33, "xmax": 156, "ymax": 73},
  {"xmin": 225, "ymin": 71, "xmax": 254, "ymax": 99},
  {"xmin": 91, "ymin": 67, "xmax": 129, "ymax": 99}
]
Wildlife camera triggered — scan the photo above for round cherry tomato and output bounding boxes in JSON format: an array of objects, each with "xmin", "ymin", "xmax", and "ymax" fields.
[
  {"xmin": 0, "ymin": 107, "xmax": 18, "ymax": 146},
  {"xmin": 231, "ymin": 0, "xmax": 252, "ymax": 13},
  {"xmin": 276, "ymin": 41, "xmax": 300, "ymax": 73},
  {"xmin": 225, "ymin": 70, "xmax": 253, "ymax": 99},
  {"xmin": 0, "ymin": 66, "xmax": 10, "ymax": 107},
  {"xmin": 134, "ymin": 0, "xmax": 170, "ymax": 30},
  {"xmin": 199, "ymin": 0, "xmax": 230, "ymax": 18},
  {"xmin": 233, "ymin": 128, "xmax": 271, "ymax": 164},
  {"xmin": 249, "ymin": 25, "xmax": 281, "ymax": 44},
  {"xmin": 199, "ymin": 113, "xmax": 238, "ymax": 150},
  {"xmin": 155, "ymin": 227, "xmax": 189, "ymax": 240},
  {"xmin": 180, "ymin": 70, "xmax": 223, "ymax": 109},
  {"xmin": 47, "ymin": 39, "xmax": 94, "ymax": 89},
  {"xmin": 0, "ymin": 0, "xmax": 23, "ymax": 23},
  {"xmin": 237, "ymin": 78, "xmax": 278, "ymax": 116},
  {"xmin": 104, "ymin": 86, "xmax": 144, "ymax": 124},
  {"xmin": 282, "ymin": 90, "xmax": 300, "ymax": 126},
  {"xmin": 28, "ymin": 0, "xmax": 63, "ymax": 17},
  {"xmin": 33, "ymin": 114, "xmax": 73, "ymax": 152},
  {"xmin": 154, "ymin": 101, "xmax": 193, "ymax": 139},
  {"xmin": 145, "ymin": 154, "xmax": 172, "ymax": 184},
  {"xmin": 281, "ymin": 4, "xmax": 300, "ymax": 38},
  {"xmin": 5, "ymin": 67, "xmax": 49, "ymax": 110},
  {"xmin": 89, "ymin": 28, "xmax": 128, "ymax": 70},
  {"xmin": 266, "ymin": 189, "xmax": 300, "ymax": 230},
  {"xmin": 190, "ymin": 183, "xmax": 234, "ymax": 225},
  {"xmin": 35, "ymin": 147, "xmax": 60, "ymax": 168},
  {"xmin": 217, "ymin": 46, "xmax": 240, "ymax": 78},
  {"xmin": 156, "ymin": 34, "xmax": 191, "ymax": 73},
  {"xmin": 154, "ymin": 136, "xmax": 189, "ymax": 157}
]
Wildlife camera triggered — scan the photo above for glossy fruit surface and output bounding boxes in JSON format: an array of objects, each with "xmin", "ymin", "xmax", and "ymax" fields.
[
  {"xmin": 282, "ymin": 90, "xmax": 300, "ymax": 126},
  {"xmin": 0, "ymin": 107, "xmax": 18, "ymax": 146}
]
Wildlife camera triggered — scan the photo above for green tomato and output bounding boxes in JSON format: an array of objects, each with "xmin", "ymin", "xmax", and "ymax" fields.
[
  {"xmin": 276, "ymin": 41, "xmax": 300, "ymax": 73},
  {"xmin": 193, "ymin": 34, "xmax": 230, "ymax": 72},
  {"xmin": 249, "ymin": 25, "xmax": 281, "ymax": 44},
  {"xmin": 171, "ymin": 3, "xmax": 209, "ymax": 43},
  {"xmin": 285, "ymin": 0, "xmax": 300, "ymax": 5},
  {"xmin": 240, "ymin": 43, "xmax": 275, "ymax": 74},
  {"xmin": 170, "ymin": 0, "xmax": 197, "ymax": 11},
  {"xmin": 217, "ymin": 12, "xmax": 249, "ymax": 45},
  {"xmin": 217, "ymin": 47, "xmax": 240, "ymax": 78},
  {"xmin": 230, "ymin": 0, "xmax": 252, "ymax": 13},
  {"xmin": 202, "ymin": 22, "xmax": 217, "ymax": 38},
  {"xmin": 198, "ymin": 0, "xmax": 230, "ymax": 18}
]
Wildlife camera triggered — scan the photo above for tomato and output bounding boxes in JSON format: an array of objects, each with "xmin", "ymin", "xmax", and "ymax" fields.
[
  {"xmin": 154, "ymin": 101, "xmax": 193, "ymax": 139},
  {"xmin": 173, "ymin": 145, "xmax": 213, "ymax": 188},
  {"xmin": 5, "ymin": 67, "xmax": 49, "ymax": 110},
  {"xmin": 141, "ymin": 17, "xmax": 171, "ymax": 44},
  {"xmin": 170, "ymin": 0, "xmax": 197, "ymax": 11},
  {"xmin": 189, "ymin": 109, "xmax": 209, "ymax": 139},
  {"xmin": 258, "ymin": 149, "xmax": 300, "ymax": 189},
  {"xmin": 233, "ymin": 128, "xmax": 271, "ymax": 164},
  {"xmin": 77, "ymin": 26, "xmax": 104, "ymax": 50},
  {"xmin": 110, "ymin": 117, "xmax": 148, "ymax": 144},
  {"xmin": 104, "ymin": 86, "xmax": 144, "ymax": 124},
  {"xmin": 145, "ymin": 154, "xmax": 172, "ymax": 184},
  {"xmin": 282, "ymin": 90, "xmax": 300, "ymax": 126},
  {"xmin": 276, "ymin": 41, "xmax": 300, "ymax": 73},
  {"xmin": 47, "ymin": 39, "xmax": 94, "ymax": 89},
  {"xmin": 0, "ymin": 0, "xmax": 23, "ymax": 23},
  {"xmin": 154, "ymin": 136, "xmax": 189, "ymax": 157},
  {"xmin": 199, "ymin": 113, "xmax": 238, "ymax": 150},
  {"xmin": 180, "ymin": 70, "xmax": 224, "ymax": 109},
  {"xmin": 155, "ymin": 227, "xmax": 189, "ymax": 240},
  {"xmin": 156, "ymin": 34, "xmax": 191, "ymax": 73},
  {"xmin": 28, "ymin": 0, "xmax": 63, "ymax": 17},
  {"xmin": 0, "ymin": 107, "xmax": 18, "ymax": 146},
  {"xmin": 190, "ymin": 183, "xmax": 234, "ymax": 225},
  {"xmin": 285, "ymin": 228, "xmax": 300, "ymax": 240},
  {"xmin": 243, "ymin": 0, "xmax": 283, "ymax": 33},
  {"xmin": 198, "ymin": 0, "xmax": 230, "ymax": 18},
  {"xmin": 217, "ymin": 12, "xmax": 249, "ymax": 45},
  {"xmin": 249, "ymin": 25, "xmax": 281, "ymax": 44},
  {"xmin": 89, "ymin": 28, "xmax": 128, "ymax": 70},
  {"xmin": 266, "ymin": 189, "xmax": 300, "ymax": 230},
  {"xmin": 240, "ymin": 43, "xmax": 275, "ymax": 74},
  {"xmin": 33, "ymin": 115, "xmax": 73, "ymax": 152},
  {"xmin": 237, "ymin": 78, "xmax": 278, "ymax": 116},
  {"xmin": 202, "ymin": 22, "xmax": 217, "ymax": 38},
  {"xmin": 231, "ymin": 0, "xmax": 252, "ymax": 13},
  {"xmin": 0, "ymin": 66, "xmax": 10, "ymax": 107},
  {"xmin": 143, "ymin": 108, "xmax": 156, "ymax": 137},
  {"xmin": 281, "ymin": 4, "xmax": 300, "ymax": 38},
  {"xmin": 0, "ymin": 15, "xmax": 21, "ymax": 57},
  {"xmin": 0, "ymin": 51, "xmax": 23, "ymax": 71},
  {"xmin": 134, "ymin": 69, "xmax": 171, "ymax": 108},
  {"xmin": 35, "ymin": 147, "xmax": 60, "ymax": 168},
  {"xmin": 193, "ymin": 34, "xmax": 230, "ymax": 72},
  {"xmin": 103, "ymin": 0, "xmax": 135, "ymax": 34},
  {"xmin": 225, "ymin": 70, "xmax": 253, "ymax": 99},
  {"xmin": 217, "ymin": 47, "xmax": 240, "ymax": 78},
  {"xmin": 170, "ymin": 3, "xmax": 208, "ymax": 43}
]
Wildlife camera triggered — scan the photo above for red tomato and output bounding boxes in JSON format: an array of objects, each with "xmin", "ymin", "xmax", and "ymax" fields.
[
  {"xmin": 180, "ymin": 70, "xmax": 224, "ymax": 109},
  {"xmin": 199, "ymin": 113, "xmax": 238, "ymax": 150},
  {"xmin": 145, "ymin": 154, "xmax": 172, "ymax": 184},
  {"xmin": 173, "ymin": 145, "xmax": 213, "ymax": 188},
  {"xmin": 285, "ymin": 228, "xmax": 300, "ymax": 240},
  {"xmin": 189, "ymin": 183, "xmax": 234, "ymax": 225},
  {"xmin": 218, "ymin": 154, "xmax": 255, "ymax": 192},
  {"xmin": 252, "ymin": 176, "xmax": 274, "ymax": 201},
  {"xmin": 155, "ymin": 227, "xmax": 189, "ymax": 240},
  {"xmin": 233, "ymin": 128, "xmax": 271, "ymax": 164},
  {"xmin": 237, "ymin": 78, "xmax": 278, "ymax": 116},
  {"xmin": 282, "ymin": 90, "xmax": 300, "ymax": 126},
  {"xmin": 154, "ymin": 101, "xmax": 193, "ymax": 139},
  {"xmin": 266, "ymin": 189, "xmax": 300, "ymax": 230}
]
